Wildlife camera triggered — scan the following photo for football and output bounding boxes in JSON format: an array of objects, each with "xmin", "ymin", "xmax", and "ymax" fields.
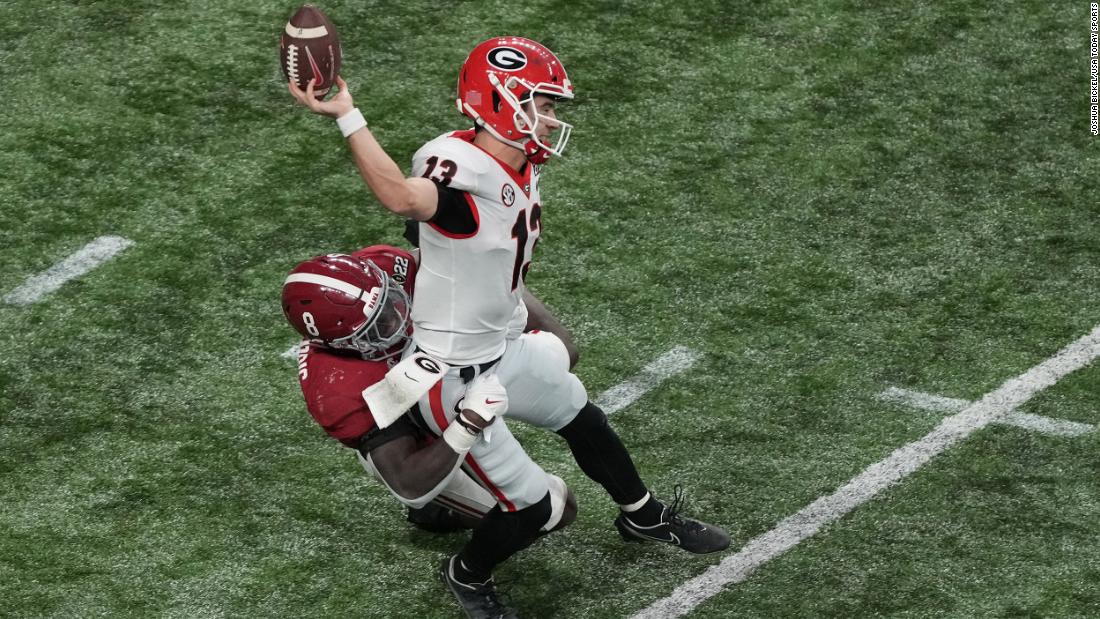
[{"xmin": 279, "ymin": 4, "xmax": 342, "ymax": 98}]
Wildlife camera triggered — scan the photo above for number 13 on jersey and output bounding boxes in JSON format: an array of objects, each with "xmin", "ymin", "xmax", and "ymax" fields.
[{"xmin": 510, "ymin": 204, "xmax": 542, "ymax": 290}]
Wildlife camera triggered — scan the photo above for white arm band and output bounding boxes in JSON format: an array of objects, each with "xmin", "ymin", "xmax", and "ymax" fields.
[
  {"xmin": 361, "ymin": 352, "xmax": 451, "ymax": 429},
  {"xmin": 337, "ymin": 108, "xmax": 367, "ymax": 138},
  {"xmin": 442, "ymin": 422, "xmax": 479, "ymax": 455}
]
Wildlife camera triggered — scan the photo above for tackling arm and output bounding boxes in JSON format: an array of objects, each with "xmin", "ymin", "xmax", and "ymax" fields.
[
  {"xmin": 288, "ymin": 77, "xmax": 439, "ymax": 221},
  {"xmin": 366, "ymin": 433, "xmax": 466, "ymax": 504},
  {"xmin": 362, "ymin": 375, "xmax": 507, "ymax": 507},
  {"xmin": 523, "ymin": 289, "xmax": 579, "ymax": 369}
]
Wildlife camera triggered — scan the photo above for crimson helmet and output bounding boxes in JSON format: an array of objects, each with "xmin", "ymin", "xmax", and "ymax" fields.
[
  {"xmin": 281, "ymin": 254, "xmax": 412, "ymax": 360},
  {"xmin": 456, "ymin": 36, "xmax": 574, "ymax": 164}
]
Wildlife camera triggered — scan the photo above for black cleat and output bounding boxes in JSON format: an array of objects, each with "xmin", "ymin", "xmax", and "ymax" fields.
[
  {"xmin": 406, "ymin": 503, "xmax": 471, "ymax": 533},
  {"xmin": 438, "ymin": 555, "xmax": 519, "ymax": 619},
  {"xmin": 614, "ymin": 486, "xmax": 730, "ymax": 554}
]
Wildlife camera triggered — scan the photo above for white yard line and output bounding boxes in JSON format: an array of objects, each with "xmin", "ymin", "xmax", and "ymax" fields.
[
  {"xmin": 3, "ymin": 236, "xmax": 134, "ymax": 305},
  {"xmin": 879, "ymin": 386, "xmax": 1095, "ymax": 437},
  {"xmin": 596, "ymin": 346, "xmax": 701, "ymax": 415},
  {"xmin": 281, "ymin": 343, "xmax": 303, "ymax": 359},
  {"xmin": 633, "ymin": 325, "xmax": 1100, "ymax": 619}
]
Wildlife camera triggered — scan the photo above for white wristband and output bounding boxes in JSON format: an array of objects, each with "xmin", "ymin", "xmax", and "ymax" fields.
[
  {"xmin": 443, "ymin": 421, "xmax": 478, "ymax": 455},
  {"xmin": 336, "ymin": 108, "xmax": 367, "ymax": 138}
]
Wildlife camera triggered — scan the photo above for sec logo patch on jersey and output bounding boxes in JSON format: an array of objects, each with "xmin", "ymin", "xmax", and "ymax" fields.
[{"xmin": 501, "ymin": 183, "xmax": 516, "ymax": 207}]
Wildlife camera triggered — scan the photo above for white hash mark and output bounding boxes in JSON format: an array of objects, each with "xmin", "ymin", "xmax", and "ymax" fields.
[
  {"xmin": 596, "ymin": 346, "xmax": 701, "ymax": 415},
  {"xmin": 879, "ymin": 386, "xmax": 1095, "ymax": 437},
  {"xmin": 633, "ymin": 325, "xmax": 1100, "ymax": 619},
  {"xmin": 4, "ymin": 236, "xmax": 134, "ymax": 305}
]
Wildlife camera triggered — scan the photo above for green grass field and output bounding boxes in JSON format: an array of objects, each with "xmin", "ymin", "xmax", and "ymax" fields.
[{"xmin": 2, "ymin": 1, "xmax": 1099, "ymax": 617}]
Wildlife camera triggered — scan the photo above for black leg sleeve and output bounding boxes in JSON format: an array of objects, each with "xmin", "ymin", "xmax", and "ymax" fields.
[
  {"xmin": 555, "ymin": 401, "xmax": 648, "ymax": 506},
  {"xmin": 457, "ymin": 492, "xmax": 552, "ymax": 580}
]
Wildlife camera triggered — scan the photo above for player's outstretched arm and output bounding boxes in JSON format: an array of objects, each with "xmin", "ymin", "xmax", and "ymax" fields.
[{"xmin": 288, "ymin": 77, "xmax": 439, "ymax": 221}]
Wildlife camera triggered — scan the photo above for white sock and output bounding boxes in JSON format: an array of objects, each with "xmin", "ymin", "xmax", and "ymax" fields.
[{"xmin": 618, "ymin": 492, "xmax": 651, "ymax": 513}]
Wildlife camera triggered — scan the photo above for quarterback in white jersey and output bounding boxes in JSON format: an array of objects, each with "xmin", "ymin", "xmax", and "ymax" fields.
[
  {"xmin": 410, "ymin": 129, "xmax": 543, "ymax": 364},
  {"xmin": 289, "ymin": 35, "xmax": 729, "ymax": 619}
]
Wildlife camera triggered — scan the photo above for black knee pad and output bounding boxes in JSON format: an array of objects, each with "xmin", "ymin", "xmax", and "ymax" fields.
[
  {"xmin": 479, "ymin": 492, "xmax": 554, "ymax": 538},
  {"xmin": 507, "ymin": 491, "xmax": 553, "ymax": 532},
  {"xmin": 556, "ymin": 401, "xmax": 607, "ymax": 440}
]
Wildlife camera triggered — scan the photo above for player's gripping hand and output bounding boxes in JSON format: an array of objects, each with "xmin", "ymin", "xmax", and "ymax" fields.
[
  {"xmin": 289, "ymin": 76, "xmax": 354, "ymax": 119},
  {"xmin": 460, "ymin": 374, "xmax": 508, "ymax": 429},
  {"xmin": 445, "ymin": 374, "xmax": 507, "ymax": 453}
]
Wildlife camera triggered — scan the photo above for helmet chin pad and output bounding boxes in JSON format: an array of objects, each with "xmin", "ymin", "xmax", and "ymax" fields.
[{"xmin": 524, "ymin": 139, "xmax": 552, "ymax": 164}]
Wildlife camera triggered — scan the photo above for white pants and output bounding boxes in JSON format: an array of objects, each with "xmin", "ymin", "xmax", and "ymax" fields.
[
  {"xmin": 356, "ymin": 448, "xmax": 495, "ymax": 519},
  {"xmin": 414, "ymin": 331, "xmax": 588, "ymax": 512},
  {"xmin": 356, "ymin": 448, "xmax": 570, "ymax": 530}
]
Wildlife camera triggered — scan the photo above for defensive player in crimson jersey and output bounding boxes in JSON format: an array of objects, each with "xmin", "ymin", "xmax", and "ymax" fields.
[
  {"xmin": 289, "ymin": 36, "xmax": 730, "ymax": 619},
  {"xmin": 283, "ymin": 245, "xmax": 576, "ymax": 533}
]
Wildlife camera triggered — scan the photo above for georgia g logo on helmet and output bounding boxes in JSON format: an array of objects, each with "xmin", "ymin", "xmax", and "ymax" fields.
[
  {"xmin": 486, "ymin": 46, "xmax": 527, "ymax": 71},
  {"xmin": 458, "ymin": 37, "xmax": 574, "ymax": 164}
]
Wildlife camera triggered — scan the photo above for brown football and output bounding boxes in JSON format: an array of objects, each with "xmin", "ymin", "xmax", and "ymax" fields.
[{"xmin": 279, "ymin": 4, "xmax": 342, "ymax": 98}]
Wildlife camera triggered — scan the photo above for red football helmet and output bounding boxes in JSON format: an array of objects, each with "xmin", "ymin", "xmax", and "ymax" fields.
[
  {"xmin": 457, "ymin": 36, "xmax": 574, "ymax": 164},
  {"xmin": 282, "ymin": 254, "xmax": 412, "ymax": 360}
]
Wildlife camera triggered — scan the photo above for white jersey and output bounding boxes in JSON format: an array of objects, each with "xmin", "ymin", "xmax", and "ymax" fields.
[{"xmin": 410, "ymin": 130, "xmax": 543, "ymax": 365}]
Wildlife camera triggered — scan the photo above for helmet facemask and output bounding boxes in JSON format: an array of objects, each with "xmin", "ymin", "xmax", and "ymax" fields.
[
  {"xmin": 485, "ymin": 73, "xmax": 574, "ymax": 162},
  {"xmin": 516, "ymin": 91, "xmax": 572, "ymax": 163}
]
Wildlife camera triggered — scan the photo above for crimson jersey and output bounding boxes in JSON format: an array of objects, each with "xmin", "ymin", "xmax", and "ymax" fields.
[{"xmin": 295, "ymin": 245, "xmax": 418, "ymax": 447}]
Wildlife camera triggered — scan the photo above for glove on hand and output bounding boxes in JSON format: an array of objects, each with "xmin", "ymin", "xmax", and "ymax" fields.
[{"xmin": 461, "ymin": 373, "xmax": 508, "ymax": 426}]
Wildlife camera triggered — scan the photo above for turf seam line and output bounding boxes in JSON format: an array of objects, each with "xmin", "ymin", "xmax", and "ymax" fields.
[
  {"xmin": 3, "ymin": 236, "xmax": 134, "ymax": 306},
  {"xmin": 633, "ymin": 325, "xmax": 1100, "ymax": 619},
  {"xmin": 879, "ymin": 386, "xmax": 1095, "ymax": 437}
]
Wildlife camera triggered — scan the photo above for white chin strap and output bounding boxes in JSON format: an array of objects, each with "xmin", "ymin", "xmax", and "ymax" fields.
[{"xmin": 459, "ymin": 98, "xmax": 526, "ymax": 150}]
